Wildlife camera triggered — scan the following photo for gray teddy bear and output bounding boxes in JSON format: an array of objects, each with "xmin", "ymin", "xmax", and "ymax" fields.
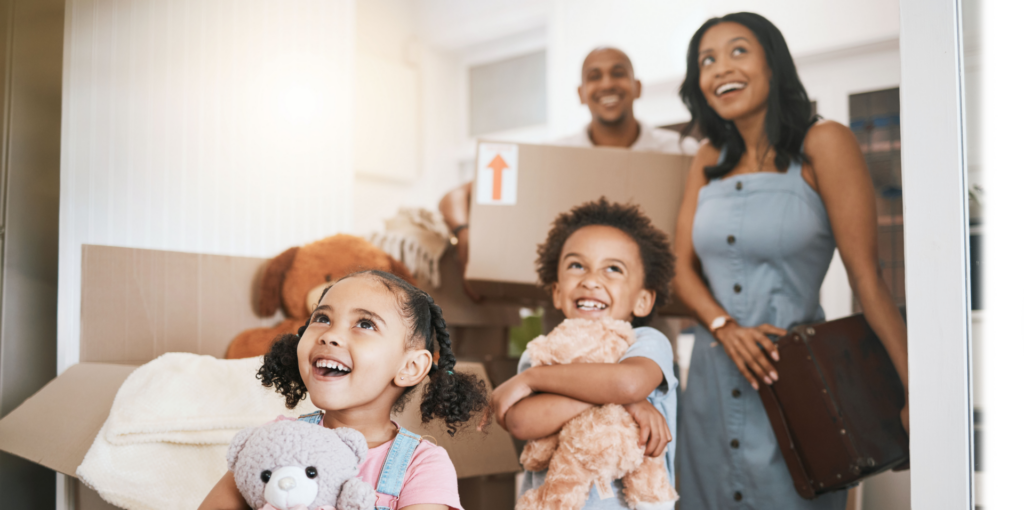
[{"xmin": 227, "ymin": 420, "xmax": 376, "ymax": 510}]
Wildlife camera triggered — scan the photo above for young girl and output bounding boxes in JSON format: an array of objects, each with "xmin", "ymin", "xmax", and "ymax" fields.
[{"xmin": 199, "ymin": 270, "xmax": 489, "ymax": 510}]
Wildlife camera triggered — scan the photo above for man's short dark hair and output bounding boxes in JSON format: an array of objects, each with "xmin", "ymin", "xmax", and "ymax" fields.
[{"xmin": 536, "ymin": 198, "xmax": 676, "ymax": 327}]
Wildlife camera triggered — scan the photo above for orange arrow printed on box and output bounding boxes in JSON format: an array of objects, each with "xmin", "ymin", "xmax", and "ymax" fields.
[{"xmin": 487, "ymin": 154, "xmax": 510, "ymax": 201}]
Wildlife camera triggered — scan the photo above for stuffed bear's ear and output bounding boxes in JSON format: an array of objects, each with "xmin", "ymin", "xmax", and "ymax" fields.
[
  {"xmin": 334, "ymin": 427, "xmax": 369, "ymax": 465},
  {"xmin": 257, "ymin": 246, "xmax": 299, "ymax": 317},
  {"xmin": 226, "ymin": 427, "xmax": 258, "ymax": 470}
]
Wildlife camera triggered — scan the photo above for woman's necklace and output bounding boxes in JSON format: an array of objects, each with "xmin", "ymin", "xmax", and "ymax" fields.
[{"xmin": 754, "ymin": 143, "xmax": 773, "ymax": 173}]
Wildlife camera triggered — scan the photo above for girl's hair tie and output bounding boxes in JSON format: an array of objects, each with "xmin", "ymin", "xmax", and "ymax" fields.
[{"xmin": 447, "ymin": 370, "xmax": 455, "ymax": 376}]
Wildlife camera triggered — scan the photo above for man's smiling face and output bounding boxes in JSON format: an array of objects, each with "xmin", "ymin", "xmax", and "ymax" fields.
[{"xmin": 578, "ymin": 48, "xmax": 641, "ymax": 126}]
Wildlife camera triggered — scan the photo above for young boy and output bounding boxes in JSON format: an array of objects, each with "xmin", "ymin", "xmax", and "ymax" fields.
[{"xmin": 488, "ymin": 198, "xmax": 679, "ymax": 508}]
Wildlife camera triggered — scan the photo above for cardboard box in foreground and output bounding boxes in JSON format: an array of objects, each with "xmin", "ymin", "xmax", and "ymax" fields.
[
  {"xmin": 467, "ymin": 142, "xmax": 692, "ymax": 311},
  {"xmin": 0, "ymin": 245, "xmax": 520, "ymax": 509}
]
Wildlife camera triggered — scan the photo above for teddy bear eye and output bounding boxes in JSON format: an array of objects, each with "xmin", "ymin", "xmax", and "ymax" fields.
[
  {"xmin": 305, "ymin": 466, "xmax": 317, "ymax": 479},
  {"xmin": 260, "ymin": 470, "xmax": 272, "ymax": 483}
]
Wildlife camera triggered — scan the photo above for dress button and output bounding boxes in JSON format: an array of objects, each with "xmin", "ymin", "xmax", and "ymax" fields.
[
  {"xmin": 733, "ymin": 284, "xmax": 742, "ymax": 293},
  {"xmin": 734, "ymin": 491, "xmax": 743, "ymax": 501},
  {"xmin": 732, "ymin": 388, "xmax": 741, "ymax": 398},
  {"xmin": 727, "ymin": 235, "xmax": 736, "ymax": 245},
  {"xmin": 731, "ymin": 439, "xmax": 740, "ymax": 449},
  {"xmin": 736, "ymin": 181, "xmax": 743, "ymax": 191}
]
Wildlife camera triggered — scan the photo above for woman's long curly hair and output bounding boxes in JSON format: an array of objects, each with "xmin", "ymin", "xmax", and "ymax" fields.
[
  {"xmin": 257, "ymin": 270, "xmax": 488, "ymax": 436},
  {"xmin": 679, "ymin": 12, "xmax": 818, "ymax": 179}
]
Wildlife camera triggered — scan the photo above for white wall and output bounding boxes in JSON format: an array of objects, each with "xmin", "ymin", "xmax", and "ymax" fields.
[
  {"xmin": 349, "ymin": 0, "xmax": 480, "ymax": 236},
  {"xmin": 57, "ymin": 0, "xmax": 356, "ymax": 373}
]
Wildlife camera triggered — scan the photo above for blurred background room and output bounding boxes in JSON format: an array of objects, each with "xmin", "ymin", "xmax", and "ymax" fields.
[{"xmin": 0, "ymin": 0, "xmax": 996, "ymax": 509}]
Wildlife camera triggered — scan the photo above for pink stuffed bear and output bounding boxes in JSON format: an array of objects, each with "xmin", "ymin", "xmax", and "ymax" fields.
[{"xmin": 517, "ymin": 318, "xmax": 678, "ymax": 510}]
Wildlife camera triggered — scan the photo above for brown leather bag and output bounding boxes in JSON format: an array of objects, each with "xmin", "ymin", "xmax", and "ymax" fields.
[{"xmin": 757, "ymin": 314, "xmax": 909, "ymax": 499}]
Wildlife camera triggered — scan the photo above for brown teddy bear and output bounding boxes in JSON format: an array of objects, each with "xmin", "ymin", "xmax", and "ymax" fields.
[
  {"xmin": 226, "ymin": 234, "xmax": 415, "ymax": 359},
  {"xmin": 517, "ymin": 318, "xmax": 678, "ymax": 510}
]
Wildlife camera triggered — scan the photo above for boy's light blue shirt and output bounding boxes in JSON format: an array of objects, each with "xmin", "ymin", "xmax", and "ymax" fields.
[{"xmin": 516, "ymin": 326, "xmax": 678, "ymax": 509}]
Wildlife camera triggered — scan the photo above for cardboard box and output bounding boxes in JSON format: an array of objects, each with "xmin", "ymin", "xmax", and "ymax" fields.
[
  {"xmin": 467, "ymin": 142, "xmax": 692, "ymax": 312},
  {"xmin": 0, "ymin": 244, "xmax": 521, "ymax": 509}
]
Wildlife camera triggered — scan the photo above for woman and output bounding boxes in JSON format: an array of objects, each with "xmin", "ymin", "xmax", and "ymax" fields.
[{"xmin": 673, "ymin": 12, "xmax": 909, "ymax": 509}]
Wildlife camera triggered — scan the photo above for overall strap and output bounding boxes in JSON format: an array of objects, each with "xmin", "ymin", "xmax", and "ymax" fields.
[
  {"xmin": 375, "ymin": 427, "xmax": 423, "ymax": 500},
  {"xmin": 296, "ymin": 410, "xmax": 324, "ymax": 425}
]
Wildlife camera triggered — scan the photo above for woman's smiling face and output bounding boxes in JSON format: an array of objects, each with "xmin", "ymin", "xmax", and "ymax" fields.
[
  {"xmin": 698, "ymin": 21, "xmax": 772, "ymax": 122},
  {"xmin": 551, "ymin": 225, "xmax": 654, "ymax": 324},
  {"xmin": 295, "ymin": 275, "xmax": 411, "ymax": 412}
]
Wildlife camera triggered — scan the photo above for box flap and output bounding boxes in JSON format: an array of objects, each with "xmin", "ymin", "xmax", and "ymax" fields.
[
  {"xmin": 80, "ymin": 245, "xmax": 282, "ymax": 363},
  {"xmin": 81, "ymin": 245, "xmax": 520, "ymax": 365},
  {"xmin": 394, "ymin": 361, "xmax": 521, "ymax": 478},
  {"xmin": 0, "ymin": 363, "xmax": 136, "ymax": 477}
]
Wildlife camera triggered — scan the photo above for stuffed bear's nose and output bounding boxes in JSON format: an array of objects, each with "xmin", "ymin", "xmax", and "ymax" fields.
[{"xmin": 278, "ymin": 476, "xmax": 296, "ymax": 491}]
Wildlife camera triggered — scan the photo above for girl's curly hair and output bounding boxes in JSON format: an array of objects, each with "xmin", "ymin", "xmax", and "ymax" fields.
[
  {"xmin": 257, "ymin": 270, "xmax": 488, "ymax": 436},
  {"xmin": 536, "ymin": 197, "xmax": 676, "ymax": 327}
]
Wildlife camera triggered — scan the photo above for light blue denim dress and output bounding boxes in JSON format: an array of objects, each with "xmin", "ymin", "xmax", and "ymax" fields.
[{"xmin": 677, "ymin": 147, "xmax": 847, "ymax": 509}]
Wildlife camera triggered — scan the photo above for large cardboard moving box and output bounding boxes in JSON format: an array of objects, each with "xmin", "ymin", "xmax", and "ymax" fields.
[
  {"xmin": 467, "ymin": 142, "xmax": 692, "ymax": 309},
  {"xmin": 0, "ymin": 245, "xmax": 520, "ymax": 509}
]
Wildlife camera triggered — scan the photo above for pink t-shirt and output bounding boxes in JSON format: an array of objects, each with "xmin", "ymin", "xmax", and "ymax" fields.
[{"xmin": 273, "ymin": 417, "xmax": 463, "ymax": 510}]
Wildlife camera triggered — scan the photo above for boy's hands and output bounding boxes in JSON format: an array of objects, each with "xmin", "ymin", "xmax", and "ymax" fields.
[
  {"xmin": 623, "ymin": 400, "xmax": 671, "ymax": 457},
  {"xmin": 478, "ymin": 372, "xmax": 534, "ymax": 431}
]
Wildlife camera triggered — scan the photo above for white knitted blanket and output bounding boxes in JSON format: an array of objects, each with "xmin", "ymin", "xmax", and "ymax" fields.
[{"xmin": 77, "ymin": 353, "xmax": 315, "ymax": 510}]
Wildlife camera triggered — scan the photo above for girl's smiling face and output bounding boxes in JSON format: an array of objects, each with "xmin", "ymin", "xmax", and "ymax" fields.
[
  {"xmin": 296, "ymin": 275, "xmax": 429, "ymax": 413},
  {"xmin": 551, "ymin": 225, "xmax": 654, "ymax": 324},
  {"xmin": 697, "ymin": 21, "xmax": 772, "ymax": 122}
]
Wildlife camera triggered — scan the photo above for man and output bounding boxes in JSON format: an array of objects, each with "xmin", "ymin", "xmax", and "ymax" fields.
[
  {"xmin": 555, "ymin": 46, "xmax": 683, "ymax": 152},
  {"xmin": 439, "ymin": 47, "xmax": 683, "ymax": 273}
]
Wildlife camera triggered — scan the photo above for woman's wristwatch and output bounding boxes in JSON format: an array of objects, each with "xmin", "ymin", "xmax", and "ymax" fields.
[{"xmin": 709, "ymin": 315, "xmax": 734, "ymax": 334}]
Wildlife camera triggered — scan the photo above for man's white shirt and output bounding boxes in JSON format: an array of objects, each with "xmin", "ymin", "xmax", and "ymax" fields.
[{"xmin": 554, "ymin": 122, "xmax": 695, "ymax": 154}]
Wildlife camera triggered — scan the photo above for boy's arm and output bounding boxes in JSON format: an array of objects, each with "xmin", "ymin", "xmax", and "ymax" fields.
[
  {"xmin": 485, "ymin": 357, "xmax": 664, "ymax": 428},
  {"xmin": 503, "ymin": 393, "xmax": 594, "ymax": 440}
]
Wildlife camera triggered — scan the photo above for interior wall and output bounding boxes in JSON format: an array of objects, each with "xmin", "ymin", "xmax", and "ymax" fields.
[
  {"xmin": 57, "ymin": 0, "xmax": 357, "ymax": 373},
  {"xmin": 0, "ymin": 0, "xmax": 64, "ymax": 507},
  {"xmin": 350, "ymin": 0, "xmax": 480, "ymax": 236}
]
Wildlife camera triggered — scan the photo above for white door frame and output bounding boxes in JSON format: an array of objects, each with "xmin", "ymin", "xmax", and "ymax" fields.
[{"xmin": 900, "ymin": 0, "xmax": 974, "ymax": 508}]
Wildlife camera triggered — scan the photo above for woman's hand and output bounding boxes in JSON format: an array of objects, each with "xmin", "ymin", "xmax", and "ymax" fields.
[
  {"xmin": 623, "ymin": 400, "xmax": 671, "ymax": 457},
  {"xmin": 479, "ymin": 372, "xmax": 534, "ymax": 430},
  {"xmin": 714, "ymin": 323, "xmax": 786, "ymax": 390}
]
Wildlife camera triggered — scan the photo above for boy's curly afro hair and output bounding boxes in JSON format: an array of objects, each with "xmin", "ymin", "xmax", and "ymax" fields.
[{"xmin": 536, "ymin": 197, "xmax": 676, "ymax": 327}]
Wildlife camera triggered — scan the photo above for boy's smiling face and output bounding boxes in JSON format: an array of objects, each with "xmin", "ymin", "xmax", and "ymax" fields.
[{"xmin": 551, "ymin": 225, "xmax": 654, "ymax": 323}]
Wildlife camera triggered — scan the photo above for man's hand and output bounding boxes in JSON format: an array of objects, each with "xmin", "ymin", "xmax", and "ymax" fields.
[
  {"xmin": 478, "ymin": 372, "xmax": 534, "ymax": 431},
  {"xmin": 623, "ymin": 400, "xmax": 671, "ymax": 457}
]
